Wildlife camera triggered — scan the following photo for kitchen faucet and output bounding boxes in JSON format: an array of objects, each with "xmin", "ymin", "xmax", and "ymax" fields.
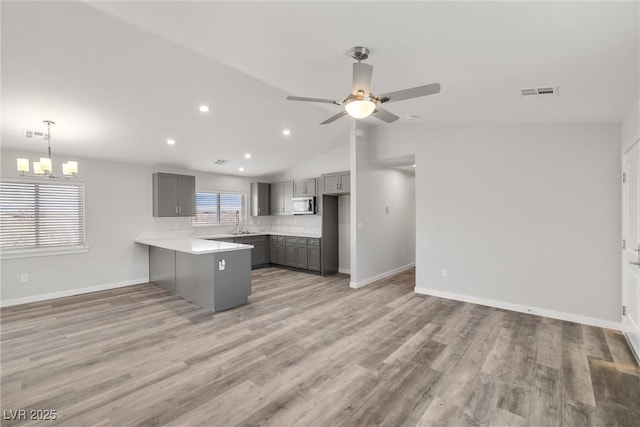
[{"xmin": 232, "ymin": 210, "xmax": 241, "ymax": 234}]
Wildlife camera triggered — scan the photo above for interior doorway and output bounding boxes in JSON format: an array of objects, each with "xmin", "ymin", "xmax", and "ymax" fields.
[{"xmin": 622, "ymin": 139, "xmax": 640, "ymax": 363}]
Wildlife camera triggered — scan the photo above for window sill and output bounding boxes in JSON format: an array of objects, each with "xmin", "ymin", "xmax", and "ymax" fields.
[{"xmin": 0, "ymin": 246, "xmax": 89, "ymax": 260}]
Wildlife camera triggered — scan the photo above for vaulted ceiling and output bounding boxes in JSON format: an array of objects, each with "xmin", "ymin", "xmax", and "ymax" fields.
[{"xmin": 2, "ymin": 1, "xmax": 638, "ymax": 177}]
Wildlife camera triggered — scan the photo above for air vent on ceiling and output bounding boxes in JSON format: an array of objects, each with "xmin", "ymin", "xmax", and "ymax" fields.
[
  {"xmin": 24, "ymin": 130, "xmax": 47, "ymax": 139},
  {"xmin": 214, "ymin": 159, "xmax": 229, "ymax": 165},
  {"xmin": 520, "ymin": 86, "xmax": 558, "ymax": 97}
]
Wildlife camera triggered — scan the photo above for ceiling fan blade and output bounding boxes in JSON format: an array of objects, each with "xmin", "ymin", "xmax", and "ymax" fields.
[
  {"xmin": 378, "ymin": 82, "xmax": 441, "ymax": 104},
  {"xmin": 287, "ymin": 96, "xmax": 341, "ymax": 105},
  {"xmin": 320, "ymin": 111, "xmax": 348, "ymax": 125},
  {"xmin": 372, "ymin": 107, "xmax": 400, "ymax": 123},
  {"xmin": 352, "ymin": 62, "xmax": 373, "ymax": 96}
]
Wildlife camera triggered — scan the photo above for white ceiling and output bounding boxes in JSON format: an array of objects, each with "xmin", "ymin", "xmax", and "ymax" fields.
[{"xmin": 2, "ymin": 1, "xmax": 638, "ymax": 177}]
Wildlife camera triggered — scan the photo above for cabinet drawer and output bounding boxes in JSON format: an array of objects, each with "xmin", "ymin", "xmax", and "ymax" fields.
[
  {"xmin": 277, "ymin": 236, "xmax": 286, "ymax": 243},
  {"xmin": 286, "ymin": 236, "xmax": 307, "ymax": 245},
  {"xmin": 234, "ymin": 236, "xmax": 266, "ymax": 245},
  {"xmin": 270, "ymin": 235, "xmax": 278, "ymax": 242},
  {"xmin": 307, "ymin": 238, "xmax": 320, "ymax": 246}
]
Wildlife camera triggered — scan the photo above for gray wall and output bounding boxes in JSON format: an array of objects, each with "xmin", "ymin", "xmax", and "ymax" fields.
[
  {"xmin": 0, "ymin": 148, "xmax": 256, "ymax": 303},
  {"xmin": 622, "ymin": 99, "xmax": 639, "ymax": 152},
  {"xmin": 372, "ymin": 123, "xmax": 621, "ymax": 324},
  {"xmin": 351, "ymin": 124, "xmax": 416, "ymax": 286}
]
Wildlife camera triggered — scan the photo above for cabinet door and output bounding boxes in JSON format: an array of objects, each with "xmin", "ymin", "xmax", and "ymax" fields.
[
  {"xmin": 177, "ymin": 175, "xmax": 196, "ymax": 216},
  {"xmin": 296, "ymin": 244, "xmax": 308, "ymax": 269},
  {"xmin": 270, "ymin": 240, "xmax": 278, "ymax": 264},
  {"xmin": 316, "ymin": 178, "xmax": 322, "ymax": 215},
  {"xmin": 307, "ymin": 245, "xmax": 320, "ymax": 271},
  {"xmin": 293, "ymin": 180, "xmax": 305, "ymax": 197},
  {"xmin": 154, "ymin": 173, "xmax": 178, "ymax": 217},
  {"xmin": 285, "ymin": 244, "xmax": 297, "ymax": 267},
  {"xmin": 304, "ymin": 178, "xmax": 316, "ymax": 196},
  {"xmin": 251, "ymin": 182, "xmax": 271, "ymax": 216},
  {"xmin": 322, "ymin": 174, "xmax": 338, "ymax": 193},
  {"xmin": 283, "ymin": 181, "xmax": 294, "ymax": 214},
  {"xmin": 251, "ymin": 241, "xmax": 266, "ymax": 267},
  {"xmin": 338, "ymin": 172, "xmax": 350, "ymax": 193},
  {"xmin": 277, "ymin": 243, "xmax": 286, "ymax": 265},
  {"xmin": 270, "ymin": 182, "xmax": 283, "ymax": 215}
]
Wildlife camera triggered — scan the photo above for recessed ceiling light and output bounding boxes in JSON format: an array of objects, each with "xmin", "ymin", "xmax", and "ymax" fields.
[
  {"xmin": 199, "ymin": 105, "xmax": 210, "ymax": 113},
  {"xmin": 244, "ymin": 153, "xmax": 251, "ymax": 159},
  {"xmin": 238, "ymin": 167, "xmax": 245, "ymax": 172},
  {"xmin": 166, "ymin": 139, "xmax": 176, "ymax": 145},
  {"xmin": 405, "ymin": 115, "xmax": 421, "ymax": 120},
  {"xmin": 282, "ymin": 129, "xmax": 291, "ymax": 136}
]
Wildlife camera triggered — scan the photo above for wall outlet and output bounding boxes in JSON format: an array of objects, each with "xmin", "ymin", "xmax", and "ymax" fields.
[
  {"xmin": 442, "ymin": 269, "xmax": 448, "ymax": 277},
  {"xmin": 174, "ymin": 222, "xmax": 179, "ymax": 229},
  {"xmin": 218, "ymin": 259, "xmax": 226, "ymax": 271},
  {"xmin": 20, "ymin": 273, "xmax": 28, "ymax": 282}
]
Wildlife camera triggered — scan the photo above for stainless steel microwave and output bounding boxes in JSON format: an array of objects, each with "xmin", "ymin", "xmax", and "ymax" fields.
[{"xmin": 292, "ymin": 196, "xmax": 315, "ymax": 215}]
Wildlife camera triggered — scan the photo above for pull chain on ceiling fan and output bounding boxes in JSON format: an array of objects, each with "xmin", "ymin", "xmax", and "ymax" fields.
[{"xmin": 286, "ymin": 46, "xmax": 441, "ymax": 124}]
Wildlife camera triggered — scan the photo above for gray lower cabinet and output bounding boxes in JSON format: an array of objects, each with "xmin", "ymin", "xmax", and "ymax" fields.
[
  {"xmin": 307, "ymin": 238, "xmax": 321, "ymax": 272},
  {"xmin": 235, "ymin": 236, "xmax": 268, "ymax": 268},
  {"xmin": 285, "ymin": 236, "xmax": 308, "ymax": 269},
  {"xmin": 214, "ymin": 235, "xmax": 268, "ymax": 269},
  {"xmin": 149, "ymin": 246, "xmax": 176, "ymax": 293},
  {"xmin": 269, "ymin": 236, "xmax": 286, "ymax": 264},
  {"xmin": 148, "ymin": 246, "xmax": 252, "ymax": 312}
]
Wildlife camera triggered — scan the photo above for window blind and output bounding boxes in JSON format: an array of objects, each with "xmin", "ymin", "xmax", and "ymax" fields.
[
  {"xmin": 192, "ymin": 191, "xmax": 245, "ymax": 225},
  {"xmin": 0, "ymin": 180, "xmax": 85, "ymax": 250}
]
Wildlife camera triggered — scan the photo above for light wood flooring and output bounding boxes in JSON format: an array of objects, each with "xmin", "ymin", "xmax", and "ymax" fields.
[{"xmin": 1, "ymin": 267, "xmax": 639, "ymax": 426}]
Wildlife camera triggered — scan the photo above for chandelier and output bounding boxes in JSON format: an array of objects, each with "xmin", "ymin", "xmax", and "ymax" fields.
[{"xmin": 16, "ymin": 120, "xmax": 78, "ymax": 178}]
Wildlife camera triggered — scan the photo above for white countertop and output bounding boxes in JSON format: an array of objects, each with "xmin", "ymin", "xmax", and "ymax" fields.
[
  {"xmin": 196, "ymin": 231, "xmax": 322, "ymax": 239},
  {"xmin": 135, "ymin": 237, "xmax": 253, "ymax": 255}
]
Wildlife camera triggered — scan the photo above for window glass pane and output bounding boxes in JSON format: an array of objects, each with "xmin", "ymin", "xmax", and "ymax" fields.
[
  {"xmin": 192, "ymin": 191, "xmax": 245, "ymax": 225},
  {"xmin": 219, "ymin": 193, "xmax": 244, "ymax": 223},
  {"xmin": 193, "ymin": 192, "xmax": 218, "ymax": 225},
  {"xmin": 0, "ymin": 181, "xmax": 85, "ymax": 250}
]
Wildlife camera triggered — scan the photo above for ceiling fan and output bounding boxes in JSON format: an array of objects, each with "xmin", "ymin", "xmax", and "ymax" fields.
[{"xmin": 286, "ymin": 46, "xmax": 441, "ymax": 125}]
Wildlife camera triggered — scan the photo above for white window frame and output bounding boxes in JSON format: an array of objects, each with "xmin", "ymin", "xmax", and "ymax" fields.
[
  {"xmin": 192, "ymin": 190, "xmax": 247, "ymax": 226},
  {"xmin": 0, "ymin": 178, "xmax": 88, "ymax": 259}
]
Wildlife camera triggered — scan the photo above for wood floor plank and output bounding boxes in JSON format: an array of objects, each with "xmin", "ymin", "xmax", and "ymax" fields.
[{"xmin": 2, "ymin": 267, "xmax": 639, "ymax": 426}]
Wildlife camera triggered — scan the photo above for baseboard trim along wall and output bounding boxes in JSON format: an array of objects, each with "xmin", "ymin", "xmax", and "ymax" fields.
[
  {"xmin": 350, "ymin": 263, "xmax": 415, "ymax": 289},
  {"xmin": 414, "ymin": 286, "xmax": 621, "ymax": 331},
  {"xmin": 339, "ymin": 268, "xmax": 351, "ymax": 274},
  {"xmin": 0, "ymin": 277, "xmax": 149, "ymax": 308}
]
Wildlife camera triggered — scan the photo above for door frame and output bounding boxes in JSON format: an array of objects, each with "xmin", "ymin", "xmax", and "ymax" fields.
[{"xmin": 622, "ymin": 138, "xmax": 640, "ymax": 365}]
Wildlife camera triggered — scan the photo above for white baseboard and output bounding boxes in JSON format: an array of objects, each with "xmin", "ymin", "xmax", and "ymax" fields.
[
  {"xmin": 0, "ymin": 277, "xmax": 149, "ymax": 308},
  {"xmin": 414, "ymin": 286, "xmax": 621, "ymax": 331},
  {"xmin": 350, "ymin": 263, "xmax": 415, "ymax": 289},
  {"xmin": 338, "ymin": 268, "xmax": 351, "ymax": 274}
]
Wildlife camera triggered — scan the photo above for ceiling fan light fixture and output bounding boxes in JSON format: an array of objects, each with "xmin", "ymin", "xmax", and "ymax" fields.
[{"xmin": 345, "ymin": 98, "xmax": 376, "ymax": 119}]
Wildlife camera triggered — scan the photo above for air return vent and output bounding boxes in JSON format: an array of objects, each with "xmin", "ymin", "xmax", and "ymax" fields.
[
  {"xmin": 24, "ymin": 130, "xmax": 47, "ymax": 139},
  {"xmin": 520, "ymin": 86, "xmax": 558, "ymax": 97},
  {"xmin": 214, "ymin": 159, "xmax": 229, "ymax": 165}
]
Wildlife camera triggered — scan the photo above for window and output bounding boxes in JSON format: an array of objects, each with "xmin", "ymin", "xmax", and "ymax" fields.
[
  {"xmin": 193, "ymin": 191, "xmax": 245, "ymax": 225},
  {"xmin": 0, "ymin": 180, "xmax": 86, "ymax": 254}
]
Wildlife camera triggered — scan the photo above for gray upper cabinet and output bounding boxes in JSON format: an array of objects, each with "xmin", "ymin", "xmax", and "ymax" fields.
[
  {"xmin": 321, "ymin": 171, "xmax": 350, "ymax": 195},
  {"xmin": 293, "ymin": 178, "xmax": 317, "ymax": 197},
  {"xmin": 270, "ymin": 181, "xmax": 294, "ymax": 215},
  {"xmin": 250, "ymin": 182, "xmax": 270, "ymax": 216},
  {"xmin": 153, "ymin": 173, "xmax": 195, "ymax": 217}
]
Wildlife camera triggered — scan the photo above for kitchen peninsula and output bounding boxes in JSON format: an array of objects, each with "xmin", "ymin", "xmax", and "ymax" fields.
[{"xmin": 135, "ymin": 237, "xmax": 253, "ymax": 312}]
